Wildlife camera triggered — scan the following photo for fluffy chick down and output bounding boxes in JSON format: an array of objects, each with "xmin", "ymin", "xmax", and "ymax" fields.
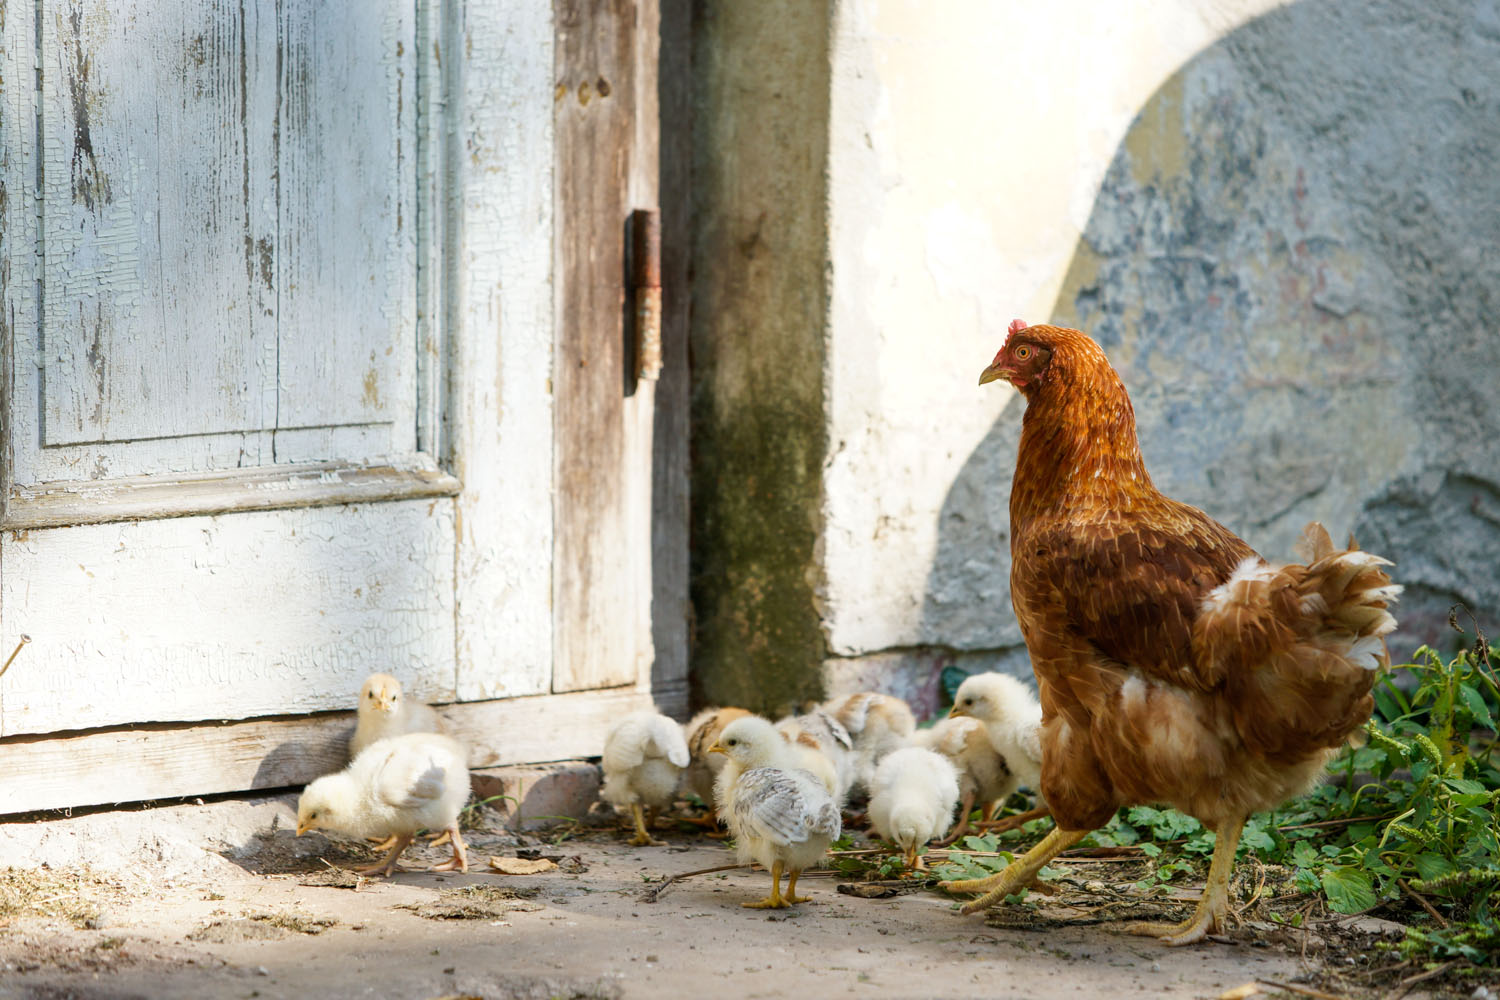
[
  {"xmin": 911, "ymin": 715, "xmax": 1014, "ymax": 844},
  {"xmin": 948, "ymin": 672, "xmax": 1043, "ymax": 794},
  {"xmin": 600, "ymin": 710, "xmax": 691, "ymax": 846},
  {"xmin": 774, "ymin": 710, "xmax": 855, "ymax": 804},
  {"xmin": 867, "ymin": 747, "xmax": 960, "ymax": 869},
  {"xmin": 713, "ymin": 716, "xmax": 842, "ymax": 909},
  {"xmin": 350, "ymin": 673, "xmax": 444, "ymax": 760},
  {"xmin": 297, "ymin": 732, "xmax": 471, "ymax": 876},
  {"xmin": 821, "ymin": 692, "xmax": 917, "ymax": 797}
]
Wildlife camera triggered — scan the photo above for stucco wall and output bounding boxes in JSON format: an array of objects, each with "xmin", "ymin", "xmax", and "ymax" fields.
[{"xmin": 690, "ymin": 0, "xmax": 1500, "ymax": 717}]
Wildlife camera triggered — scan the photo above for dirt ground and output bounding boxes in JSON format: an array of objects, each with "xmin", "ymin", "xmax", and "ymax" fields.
[{"xmin": 0, "ymin": 794, "xmax": 1466, "ymax": 1000}]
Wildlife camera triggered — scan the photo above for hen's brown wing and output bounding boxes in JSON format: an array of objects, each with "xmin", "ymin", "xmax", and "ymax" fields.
[{"xmin": 1015, "ymin": 499, "xmax": 1256, "ymax": 693}]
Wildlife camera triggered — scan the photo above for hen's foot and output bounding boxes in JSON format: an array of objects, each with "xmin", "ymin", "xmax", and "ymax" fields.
[
  {"xmin": 940, "ymin": 826, "xmax": 1088, "ymax": 915},
  {"xmin": 742, "ymin": 895, "xmax": 790, "ymax": 909},
  {"xmin": 1124, "ymin": 911, "xmax": 1221, "ymax": 946}
]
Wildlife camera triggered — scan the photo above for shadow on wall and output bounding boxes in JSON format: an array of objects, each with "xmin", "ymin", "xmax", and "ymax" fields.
[{"xmin": 923, "ymin": 0, "xmax": 1500, "ymax": 681}]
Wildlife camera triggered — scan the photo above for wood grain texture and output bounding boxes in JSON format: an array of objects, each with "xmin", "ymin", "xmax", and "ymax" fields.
[
  {"xmin": 651, "ymin": 0, "xmax": 691, "ymax": 700},
  {"xmin": 0, "ymin": 498, "xmax": 456, "ymax": 736},
  {"xmin": 3, "ymin": 461, "xmax": 460, "ymax": 530},
  {"xmin": 448, "ymin": 0, "xmax": 556, "ymax": 700},
  {"xmin": 553, "ymin": 0, "xmax": 651, "ymax": 693},
  {"xmin": 0, "ymin": 685, "xmax": 688, "ymax": 815},
  {"xmin": 16, "ymin": 0, "xmax": 421, "ymax": 486}
]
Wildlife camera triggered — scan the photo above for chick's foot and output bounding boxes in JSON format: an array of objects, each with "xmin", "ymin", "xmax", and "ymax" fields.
[
  {"xmin": 430, "ymin": 826, "xmax": 469, "ymax": 873},
  {"xmin": 627, "ymin": 804, "xmax": 667, "ymax": 847}
]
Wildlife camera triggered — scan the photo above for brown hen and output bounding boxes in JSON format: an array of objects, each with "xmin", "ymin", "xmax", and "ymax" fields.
[{"xmin": 939, "ymin": 321, "xmax": 1401, "ymax": 945}]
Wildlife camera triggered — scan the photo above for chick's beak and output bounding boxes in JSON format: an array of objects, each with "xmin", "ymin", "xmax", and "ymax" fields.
[
  {"xmin": 947, "ymin": 704, "xmax": 968, "ymax": 719},
  {"xmin": 295, "ymin": 821, "xmax": 309, "ymax": 837},
  {"xmin": 707, "ymin": 742, "xmax": 727, "ymax": 756}
]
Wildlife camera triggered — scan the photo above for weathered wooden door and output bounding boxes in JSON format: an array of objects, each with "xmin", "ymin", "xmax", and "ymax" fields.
[{"xmin": 0, "ymin": 0, "xmax": 687, "ymax": 810}]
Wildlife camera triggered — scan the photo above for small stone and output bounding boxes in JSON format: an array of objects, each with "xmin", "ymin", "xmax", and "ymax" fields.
[
  {"xmin": 1150, "ymin": 962, "xmax": 1161, "ymax": 973},
  {"xmin": 255, "ymin": 966, "xmax": 270, "ymax": 977}
]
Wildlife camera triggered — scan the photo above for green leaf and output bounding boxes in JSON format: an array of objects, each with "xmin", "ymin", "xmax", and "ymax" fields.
[
  {"xmin": 1410, "ymin": 853, "xmax": 1456, "ymax": 883},
  {"xmin": 1459, "ymin": 683, "xmax": 1496, "ymax": 730},
  {"xmin": 1138, "ymin": 842, "xmax": 1162, "ymax": 858},
  {"xmin": 1241, "ymin": 825, "xmax": 1277, "ymax": 854},
  {"xmin": 1321, "ymin": 867, "xmax": 1378, "ymax": 914},
  {"xmin": 1292, "ymin": 841, "xmax": 1319, "ymax": 868}
]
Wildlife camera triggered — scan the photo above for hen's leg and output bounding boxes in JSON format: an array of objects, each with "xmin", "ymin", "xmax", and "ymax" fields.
[
  {"xmin": 940, "ymin": 826, "xmax": 1087, "ymax": 914},
  {"xmin": 934, "ymin": 790, "xmax": 976, "ymax": 847},
  {"xmin": 626, "ymin": 803, "xmax": 666, "ymax": 847},
  {"xmin": 743, "ymin": 860, "xmax": 788, "ymax": 909},
  {"xmin": 977, "ymin": 805, "xmax": 1052, "ymax": 834},
  {"xmin": 356, "ymin": 833, "xmax": 413, "ymax": 877},
  {"xmin": 1125, "ymin": 814, "xmax": 1243, "ymax": 946},
  {"xmin": 784, "ymin": 867, "xmax": 810, "ymax": 904},
  {"xmin": 430, "ymin": 825, "xmax": 469, "ymax": 873}
]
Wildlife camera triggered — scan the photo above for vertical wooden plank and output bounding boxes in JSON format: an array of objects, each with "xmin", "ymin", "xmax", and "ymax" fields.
[
  {"xmin": 552, "ymin": 0, "xmax": 644, "ymax": 692},
  {"xmin": 35, "ymin": 0, "xmax": 274, "ymax": 449},
  {"xmin": 651, "ymin": 0, "xmax": 691, "ymax": 705},
  {"xmin": 274, "ymin": 0, "xmax": 417, "ymax": 450},
  {"xmin": 450, "ymin": 0, "xmax": 556, "ymax": 700}
]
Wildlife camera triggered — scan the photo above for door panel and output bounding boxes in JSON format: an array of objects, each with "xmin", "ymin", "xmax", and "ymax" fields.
[{"xmin": 552, "ymin": 0, "xmax": 656, "ymax": 693}]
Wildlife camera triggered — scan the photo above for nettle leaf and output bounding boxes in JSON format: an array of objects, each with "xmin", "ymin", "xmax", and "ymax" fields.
[
  {"xmin": 1294, "ymin": 867, "xmax": 1322, "ymax": 893},
  {"xmin": 1138, "ymin": 842, "xmax": 1162, "ymax": 859},
  {"xmin": 1410, "ymin": 852, "xmax": 1457, "ymax": 883},
  {"xmin": 1292, "ymin": 841, "xmax": 1319, "ymax": 868},
  {"xmin": 1321, "ymin": 867, "xmax": 1378, "ymax": 914},
  {"xmin": 1458, "ymin": 683, "xmax": 1496, "ymax": 730},
  {"xmin": 1241, "ymin": 824, "xmax": 1277, "ymax": 854}
]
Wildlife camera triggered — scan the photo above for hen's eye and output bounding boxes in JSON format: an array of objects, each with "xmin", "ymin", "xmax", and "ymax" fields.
[{"xmin": 1015, "ymin": 345, "xmax": 1032, "ymax": 361}]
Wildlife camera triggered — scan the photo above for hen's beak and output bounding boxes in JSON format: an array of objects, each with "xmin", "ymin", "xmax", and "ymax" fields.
[
  {"xmin": 978, "ymin": 362, "xmax": 1010, "ymax": 386},
  {"xmin": 707, "ymin": 742, "xmax": 727, "ymax": 755}
]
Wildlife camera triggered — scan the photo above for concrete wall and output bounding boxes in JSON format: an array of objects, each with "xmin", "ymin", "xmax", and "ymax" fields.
[{"xmin": 691, "ymin": 0, "xmax": 1500, "ymax": 717}]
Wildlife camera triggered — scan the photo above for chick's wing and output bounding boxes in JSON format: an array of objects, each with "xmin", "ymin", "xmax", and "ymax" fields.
[
  {"xmin": 733, "ymin": 768, "xmax": 841, "ymax": 846},
  {"xmin": 374, "ymin": 748, "xmax": 448, "ymax": 808}
]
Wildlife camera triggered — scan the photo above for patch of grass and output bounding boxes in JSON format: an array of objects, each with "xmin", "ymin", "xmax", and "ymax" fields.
[{"xmin": 0, "ymin": 867, "xmax": 122, "ymax": 929}]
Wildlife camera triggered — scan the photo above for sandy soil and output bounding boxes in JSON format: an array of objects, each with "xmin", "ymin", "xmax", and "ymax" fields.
[{"xmin": 0, "ymin": 795, "xmax": 1436, "ymax": 1000}]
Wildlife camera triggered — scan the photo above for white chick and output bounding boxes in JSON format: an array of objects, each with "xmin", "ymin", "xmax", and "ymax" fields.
[
  {"xmin": 947, "ymin": 672, "xmax": 1050, "ymax": 832},
  {"xmin": 297, "ymin": 732, "xmax": 471, "ymax": 876},
  {"xmin": 712, "ymin": 716, "xmax": 842, "ymax": 909},
  {"xmin": 821, "ymin": 692, "xmax": 917, "ymax": 797},
  {"xmin": 867, "ymin": 746, "xmax": 960, "ymax": 870},
  {"xmin": 600, "ymin": 710, "xmax": 691, "ymax": 847},
  {"xmin": 774, "ymin": 709, "xmax": 855, "ymax": 804},
  {"xmin": 912, "ymin": 715, "xmax": 1015, "ymax": 845},
  {"xmin": 681, "ymin": 706, "xmax": 754, "ymax": 829},
  {"xmin": 350, "ymin": 673, "xmax": 443, "ymax": 759}
]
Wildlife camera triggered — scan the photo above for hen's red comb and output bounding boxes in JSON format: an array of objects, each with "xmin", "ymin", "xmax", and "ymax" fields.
[{"xmin": 1008, "ymin": 318, "xmax": 1028, "ymax": 335}]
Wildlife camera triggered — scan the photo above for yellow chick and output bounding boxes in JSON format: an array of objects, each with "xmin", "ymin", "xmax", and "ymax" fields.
[
  {"xmin": 297, "ymin": 732, "xmax": 471, "ymax": 876},
  {"xmin": 948, "ymin": 672, "xmax": 1050, "ymax": 832},
  {"xmin": 913, "ymin": 715, "xmax": 1016, "ymax": 845},
  {"xmin": 600, "ymin": 710, "xmax": 691, "ymax": 847},
  {"xmin": 681, "ymin": 706, "xmax": 753, "ymax": 828},
  {"xmin": 821, "ymin": 692, "xmax": 917, "ymax": 797},
  {"xmin": 867, "ymin": 746, "xmax": 960, "ymax": 870},
  {"xmin": 712, "ymin": 716, "xmax": 841, "ymax": 909},
  {"xmin": 774, "ymin": 709, "xmax": 854, "ymax": 804},
  {"xmin": 350, "ymin": 673, "xmax": 443, "ymax": 759}
]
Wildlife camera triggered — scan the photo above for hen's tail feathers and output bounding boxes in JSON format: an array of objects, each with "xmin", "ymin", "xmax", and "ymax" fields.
[{"xmin": 1197, "ymin": 522, "xmax": 1402, "ymax": 763}]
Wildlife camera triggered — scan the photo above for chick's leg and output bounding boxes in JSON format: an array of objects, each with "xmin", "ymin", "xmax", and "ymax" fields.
[
  {"xmin": 743, "ymin": 860, "xmax": 788, "ymax": 909},
  {"xmin": 935, "ymin": 790, "xmax": 976, "ymax": 848},
  {"xmin": 627, "ymin": 803, "xmax": 666, "ymax": 847},
  {"xmin": 940, "ymin": 826, "xmax": 1087, "ymax": 915},
  {"xmin": 430, "ymin": 825, "xmax": 469, "ymax": 873},
  {"xmin": 1126, "ymin": 814, "xmax": 1243, "ymax": 946},
  {"xmin": 356, "ymin": 833, "xmax": 414, "ymax": 877},
  {"xmin": 784, "ymin": 868, "xmax": 811, "ymax": 904},
  {"xmin": 978, "ymin": 805, "xmax": 1052, "ymax": 834}
]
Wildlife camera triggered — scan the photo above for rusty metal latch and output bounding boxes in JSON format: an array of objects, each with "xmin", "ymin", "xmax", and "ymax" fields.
[{"xmin": 631, "ymin": 209, "xmax": 662, "ymax": 381}]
